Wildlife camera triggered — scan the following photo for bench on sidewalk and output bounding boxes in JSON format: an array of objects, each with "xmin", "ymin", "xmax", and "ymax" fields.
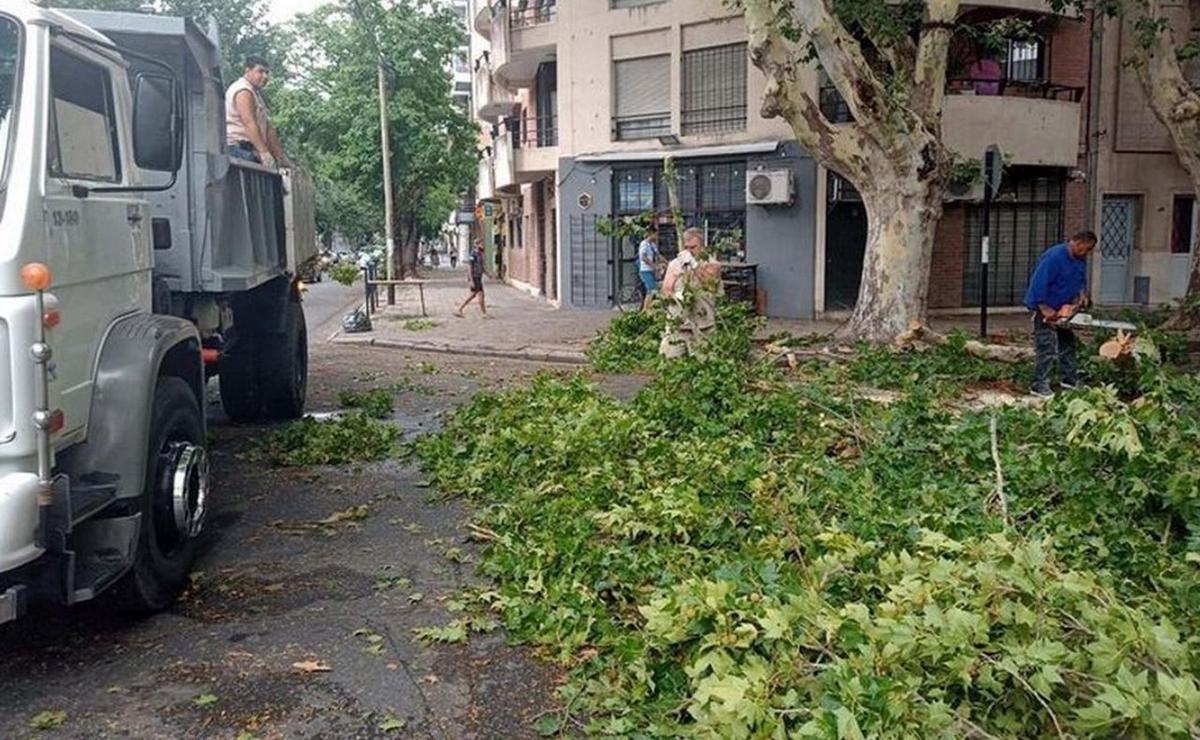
[{"xmin": 364, "ymin": 278, "xmax": 428, "ymax": 317}]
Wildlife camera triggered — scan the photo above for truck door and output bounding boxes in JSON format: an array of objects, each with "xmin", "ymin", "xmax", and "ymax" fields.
[{"xmin": 43, "ymin": 42, "xmax": 150, "ymax": 441}]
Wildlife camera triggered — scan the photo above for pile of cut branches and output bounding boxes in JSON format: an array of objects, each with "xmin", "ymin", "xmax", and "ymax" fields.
[{"xmin": 416, "ymin": 338, "xmax": 1200, "ymax": 737}]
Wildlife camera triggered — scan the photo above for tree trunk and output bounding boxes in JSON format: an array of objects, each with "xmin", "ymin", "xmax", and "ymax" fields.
[
  {"xmin": 395, "ymin": 214, "xmax": 420, "ymax": 279},
  {"xmin": 837, "ymin": 179, "xmax": 944, "ymax": 341}
]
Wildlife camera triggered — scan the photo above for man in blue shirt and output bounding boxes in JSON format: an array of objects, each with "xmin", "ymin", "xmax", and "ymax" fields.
[{"xmin": 1023, "ymin": 230, "xmax": 1097, "ymax": 397}]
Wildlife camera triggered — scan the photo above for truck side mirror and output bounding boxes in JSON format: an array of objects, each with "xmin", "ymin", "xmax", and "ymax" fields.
[{"xmin": 132, "ymin": 73, "xmax": 183, "ymax": 173}]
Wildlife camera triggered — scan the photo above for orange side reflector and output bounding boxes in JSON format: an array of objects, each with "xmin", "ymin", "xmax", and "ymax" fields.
[
  {"xmin": 43, "ymin": 310, "xmax": 61, "ymax": 329},
  {"xmin": 201, "ymin": 348, "xmax": 221, "ymax": 365},
  {"xmin": 49, "ymin": 410, "xmax": 64, "ymax": 434},
  {"xmin": 21, "ymin": 263, "xmax": 52, "ymax": 292}
]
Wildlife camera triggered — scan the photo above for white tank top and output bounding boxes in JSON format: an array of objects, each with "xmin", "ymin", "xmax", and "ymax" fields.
[{"xmin": 225, "ymin": 77, "xmax": 269, "ymax": 146}]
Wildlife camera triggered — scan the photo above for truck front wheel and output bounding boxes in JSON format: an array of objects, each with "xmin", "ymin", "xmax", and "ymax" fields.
[
  {"xmin": 258, "ymin": 300, "xmax": 308, "ymax": 420},
  {"xmin": 117, "ymin": 377, "xmax": 207, "ymax": 613}
]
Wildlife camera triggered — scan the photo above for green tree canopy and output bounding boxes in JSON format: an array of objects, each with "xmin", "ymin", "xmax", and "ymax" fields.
[{"xmin": 273, "ymin": 0, "xmax": 477, "ymax": 270}]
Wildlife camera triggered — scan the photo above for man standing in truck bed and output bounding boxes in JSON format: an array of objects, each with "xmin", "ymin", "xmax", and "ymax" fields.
[{"xmin": 225, "ymin": 55, "xmax": 289, "ymax": 168}]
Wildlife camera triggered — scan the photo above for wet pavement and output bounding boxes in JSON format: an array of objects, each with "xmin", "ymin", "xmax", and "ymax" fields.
[{"xmin": 0, "ymin": 282, "xmax": 568, "ymax": 740}]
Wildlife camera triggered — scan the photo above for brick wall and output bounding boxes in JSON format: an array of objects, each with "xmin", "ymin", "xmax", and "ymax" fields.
[
  {"xmin": 930, "ymin": 206, "xmax": 966, "ymax": 309},
  {"xmin": 1051, "ymin": 11, "xmax": 1092, "ymax": 236}
]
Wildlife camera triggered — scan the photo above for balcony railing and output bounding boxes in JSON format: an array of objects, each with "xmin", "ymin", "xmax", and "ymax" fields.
[
  {"xmin": 819, "ymin": 76, "xmax": 1083, "ymax": 123},
  {"xmin": 509, "ymin": 0, "xmax": 557, "ymax": 29},
  {"xmin": 946, "ymin": 78, "xmax": 1084, "ymax": 102},
  {"xmin": 506, "ymin": 114, "xmax": 558, "ymax": 149}
]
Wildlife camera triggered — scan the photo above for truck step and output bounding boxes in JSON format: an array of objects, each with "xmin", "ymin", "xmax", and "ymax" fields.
[
  {"xmin": 44, "ymin": 475, "xmax": 122, "ymax": 553},
  {"xmin": 66, "ymin": 514, "xmax": 140, "ymax": 605}
]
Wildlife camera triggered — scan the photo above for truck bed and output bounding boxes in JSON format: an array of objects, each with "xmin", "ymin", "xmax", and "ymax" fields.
[{"xmin": 63, "ymin": 10, "xmax": 318, "ymax": 295}]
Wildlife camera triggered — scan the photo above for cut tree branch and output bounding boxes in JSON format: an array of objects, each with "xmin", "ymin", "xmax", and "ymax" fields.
[{"xmin": 896, "ymin": 323, "xmax": 1034, "ymax": 364}]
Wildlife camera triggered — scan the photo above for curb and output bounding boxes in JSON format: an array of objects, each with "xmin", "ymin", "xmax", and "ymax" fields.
[{"xmin": 332, "ymin": 335, "xmax": 589, "ymax": 365}]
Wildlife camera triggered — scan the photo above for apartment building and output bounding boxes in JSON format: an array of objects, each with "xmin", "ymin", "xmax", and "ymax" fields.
[
  {"xmin": 1091, "ymin": 2, "xmax": 1200, "ymax": 306},
  {"xmin": 467, "ymin": 1, "xmax": 1185, "ymax": 318},
  {"xmin": 448, "ymin": 0, "xmax": 475, "ymax": 262}
]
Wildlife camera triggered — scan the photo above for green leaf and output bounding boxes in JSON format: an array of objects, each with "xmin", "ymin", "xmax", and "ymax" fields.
[
  {"xmin": 378, "ymin": 715, "xmax": 407, "ymax": 733},
  {"xmin": 193, "ymin": 693, "xmax": 219, "ymax": 708},
  {"xmin": 533, "ymin": 713, "xmax": 562, "ymax": 736},
  {"xmin": 29, "ymin": 710, "xmax": 67, "ymax": 731},
  {"xmin": 413, "ymin": 621, "xmax": 469, "ymax": 645}
]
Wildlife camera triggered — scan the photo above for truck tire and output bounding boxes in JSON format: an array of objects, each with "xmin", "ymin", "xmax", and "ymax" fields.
[
  {"xmin": 219, "ymin": 343, "xmax": 261, "ymax": 422},
  {"xmin": 117, "ymin": 377, "xmax": 207, "ymax": 613},
  {"xmin": 257, "ymin": 300, "xmax": 308, "ymax": 420}
]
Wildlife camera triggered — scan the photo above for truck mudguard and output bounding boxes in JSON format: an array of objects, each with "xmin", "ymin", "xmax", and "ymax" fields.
[
  {"xmin": 56, "ymin": 313, "xmax": 204, "ymax": 502},
  {"xmin": 230, "ymin": 274, "xmax": 296, "ymax": 337}
]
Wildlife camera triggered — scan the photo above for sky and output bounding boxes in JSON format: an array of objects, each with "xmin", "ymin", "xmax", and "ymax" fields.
[{"xmin": 266, "ymin": 0, "xmax": 327, "ymax": 25}]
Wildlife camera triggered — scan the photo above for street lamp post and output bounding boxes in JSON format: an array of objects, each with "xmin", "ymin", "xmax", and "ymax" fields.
[{"xmin": 377, "ymin": 60, "xmax": 397, "ymax": 302}]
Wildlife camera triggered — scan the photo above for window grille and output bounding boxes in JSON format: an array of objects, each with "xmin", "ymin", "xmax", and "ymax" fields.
[{"xmin": 681, "ymin": 43, "xmax": 748, "ymax": 136}]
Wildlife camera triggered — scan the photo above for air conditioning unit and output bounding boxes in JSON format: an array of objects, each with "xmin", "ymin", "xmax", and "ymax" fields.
[{"xmin": 746, "ymin": 169, "xmax": 794, "ymax": 206}]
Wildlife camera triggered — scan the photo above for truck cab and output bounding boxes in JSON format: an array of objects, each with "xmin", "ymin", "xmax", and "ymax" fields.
[{"xmin": 0, "ymin": 4, "xmax": 313, "ymax": 625}]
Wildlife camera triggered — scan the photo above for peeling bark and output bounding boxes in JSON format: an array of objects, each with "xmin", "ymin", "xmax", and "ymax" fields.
[
  {"xmin": 839, "ymin": 180, "xmax": 945, "ymax": 341},
  {"xmin": 745, "ymin": 0, "xmax": 959, "ymax": 341}
]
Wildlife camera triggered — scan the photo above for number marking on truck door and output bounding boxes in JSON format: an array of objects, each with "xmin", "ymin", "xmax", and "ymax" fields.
[{"xmin": 51, "ymin": 209, "xmax": 81, "ymax": 228}]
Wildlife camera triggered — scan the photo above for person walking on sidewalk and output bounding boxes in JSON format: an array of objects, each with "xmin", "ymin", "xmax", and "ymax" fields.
[
  {"xmin": 637, "ymin": 226, "xmax": 664, "ymax": 311},
  {"xmin": 454, "ymin": 241, "xmax": 490, "ymax": 318},
  {"xmin": 1023, "ymin": 230, "xmax": 1097, "ymax": 397}
]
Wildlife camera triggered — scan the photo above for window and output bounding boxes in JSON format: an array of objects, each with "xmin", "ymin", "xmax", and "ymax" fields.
[
  {"xmin": 1172, "ymin": 195, "xmax": 1196, "ymax": 254},
  {"xmin": 682, "ymin": 43, "xmax": 748, "ymax": 136},
  {"xmin": 48, "ymin": 47, "xmax": 120, "ymax": 182},
  {"xmin": 963, "ymin": 169, "xmax": 1065, "ymax": 307},
  {"xmin": 0, "ymin": 15, "xmax": 22, "ymax": 200},
  {"xmin": 612, "ymin": 55, "xmax": 670, "ymax": 141},
  {"xmin": 1006, "ymin": 39, "xmax": 1044, "ymax": 83}
]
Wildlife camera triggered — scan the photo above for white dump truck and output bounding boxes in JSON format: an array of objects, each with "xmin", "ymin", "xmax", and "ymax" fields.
[{"xmin": 0, "ymin": 4, "xmax": 316, "ymax": 624}]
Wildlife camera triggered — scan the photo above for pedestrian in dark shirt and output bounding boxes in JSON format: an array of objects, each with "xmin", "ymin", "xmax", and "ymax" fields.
[
  {"xmin": 453, "ymin": 241, "xmax": 490, "ymax": 318},
  {"xmin": 1023, "ymin": 231, "xmax": 1097, "ymax": 397}
]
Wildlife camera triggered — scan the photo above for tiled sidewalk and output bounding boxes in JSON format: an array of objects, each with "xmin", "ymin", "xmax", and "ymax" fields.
[{"xmin": 331, "ymin": 267, "xmax": 1033, "ymax": 363}]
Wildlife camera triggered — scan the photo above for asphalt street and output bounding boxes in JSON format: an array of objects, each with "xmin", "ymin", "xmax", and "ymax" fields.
[{"xmin": 0, "ymin": 281, "xmax": 564, "ymax": 739}]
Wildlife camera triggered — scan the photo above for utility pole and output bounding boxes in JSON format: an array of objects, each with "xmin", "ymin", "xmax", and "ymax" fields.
[{"xmin": 378, "ymin": 60, "xmax": 397, "ymax": 291}]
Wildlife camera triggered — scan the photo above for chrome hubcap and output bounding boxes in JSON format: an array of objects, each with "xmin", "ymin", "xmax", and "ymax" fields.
[{"xmin": 168, "ymin": 442, "xmax": 208, "ymax": 538}]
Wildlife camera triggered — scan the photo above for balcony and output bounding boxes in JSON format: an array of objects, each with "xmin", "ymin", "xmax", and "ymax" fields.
[
  {"xmin": 819, "ymin": 79, "xmax": 1083, "ymax": 168},
  {"xmin": 490, "ymin": 0, "xmax": 557, "ymax": 88},
  {"xmin": 473, "ymin": 0, "xmax": 491, "ymax": 37},
  {"xmin": 943, "ymin": 80, "xmax": 1082, "ymax": 167},
  {"xmin": 508, "ymin": 114, "xmax": 559, "ymax": 178},
  {"xmin": 962, "ymin": 0, "xmax": 1078, "ymax": 15},
  {"xmin": 478, "ymin": 153, "xmax": 496, "ymax": 202},
  {"xmin": 493, "ymin": 128, "xmax": 518, "ymax": 195},
  {"xmin": 474, "ymin": 53, "xmax": 519, "ymax": 123}
]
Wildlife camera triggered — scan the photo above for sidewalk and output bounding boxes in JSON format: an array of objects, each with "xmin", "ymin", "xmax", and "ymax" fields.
[
  {"xmin": 330, "ymin": 268, "xmax": 1033, "ymax": 364},
  {"xmin": 331, "ymin": 269, "xmax": 611, "ymax": 364}
]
